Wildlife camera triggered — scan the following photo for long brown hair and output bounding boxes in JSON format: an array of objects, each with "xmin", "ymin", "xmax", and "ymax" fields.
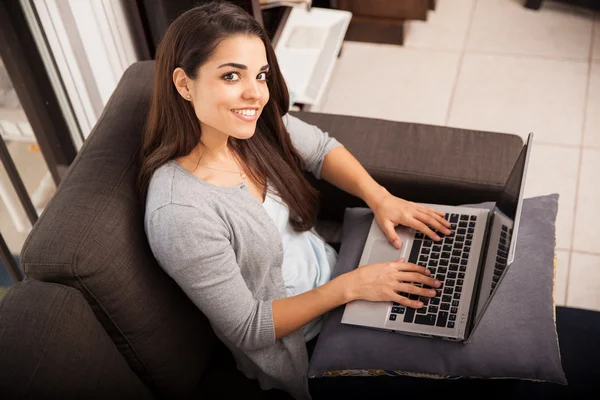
[{"xmin": 138, "ymin": 1, "xmax": 320, "ymax": 232}]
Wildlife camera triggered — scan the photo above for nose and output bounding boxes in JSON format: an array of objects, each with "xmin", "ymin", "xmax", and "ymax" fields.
[{"xmin": 242, "ymin": 79, "xmax": 261, "ymax": 101}]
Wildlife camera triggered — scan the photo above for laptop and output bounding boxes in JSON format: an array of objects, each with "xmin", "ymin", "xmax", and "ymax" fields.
[{"xmin": 341, "ymin": 133, "xmax": 534, "ymax": 343}]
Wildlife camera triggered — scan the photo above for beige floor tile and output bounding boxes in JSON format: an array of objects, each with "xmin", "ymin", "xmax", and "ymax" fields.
[
  {"xmin": 554, "ymin": 249, "xmax": 570, "ymax": 306},
  {"xmin": 466, "ymin": 0, "xmax": 594, "ymax": 59},
  {"xmin": 404, "ymin": 0, "xmax": 474, "ymax": 51},
  {"xmin": 523, "ymin": 144, "xmax": 579, "ymax": 249},
  {"xmin": 6, "ymin": 141, "xmax": 51, "ymax": 197},
  {"xmin": 572, "ymin": 148, "xmax": 600, "ymax": 253},
  {"xmin": 0, "ymin": 140, "xmax": 51, "ymax": 255},
  {"xmin": 567, "ymin": 252, "xmax": 600, "ymax": 311},
  {"xmin": 320, "ymin": 42, "xmax": 460, "ymax": 126},
  {"xmin": 583, "ymin": 61, "xmax": 600, "ymax": 148},
  {"xmin": 448, "ymin": 53, "xmax": 588, "ymax": 145},
  {"xmin": 0, "ymin": 203, "xmax": 29, "ymax": 256}
]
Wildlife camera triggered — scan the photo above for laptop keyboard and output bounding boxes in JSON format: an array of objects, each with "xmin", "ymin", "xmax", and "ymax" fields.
[
  {"xmin": 490, "ymin": 224, "xmax": 512, "ymax": 294},
  {"xmin": 388, "ymin": 213, "xmax": 477, "ymax": 329}
]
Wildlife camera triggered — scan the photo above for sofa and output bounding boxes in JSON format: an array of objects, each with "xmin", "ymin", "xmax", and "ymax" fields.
[{"xmin": 0, "ymin": 60, "xmax": 597, "ymax": 399}]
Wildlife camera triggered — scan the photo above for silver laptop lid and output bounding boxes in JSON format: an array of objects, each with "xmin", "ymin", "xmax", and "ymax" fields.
[{"xmin": 466, "ymin": 132, "xmax": 534, "ymax": 341}]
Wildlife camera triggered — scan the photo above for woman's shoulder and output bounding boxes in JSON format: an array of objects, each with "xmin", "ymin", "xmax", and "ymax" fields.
[
  {"xmin": 145, "ymin": 160, "xmax": 177, "ymax": 210},
  {"xmin": 145, "ymin": 160, "xmax": 221, "ymax": 218}
]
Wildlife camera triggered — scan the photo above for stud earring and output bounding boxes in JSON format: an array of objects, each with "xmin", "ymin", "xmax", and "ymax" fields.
[{"xmin": 186, "ymin": 94, "xmax": 191, "ymax": 99}]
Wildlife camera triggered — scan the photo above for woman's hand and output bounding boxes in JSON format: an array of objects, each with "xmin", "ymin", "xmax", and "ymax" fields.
[
  {"xmin": 370, "ymin": 191, "xmax": 452, "ymax": 249},
  {"xmin": 346, "ymin": 258, "xmax": 441, "ymax": 309}
]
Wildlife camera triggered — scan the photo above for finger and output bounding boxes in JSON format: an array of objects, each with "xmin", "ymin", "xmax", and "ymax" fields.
[
  {"xmin": 427, "ymin": 207, "xmax": 447, "ymax": 218},
  {"xmin": 416, "ymin": 211, "xmax": 451, "ymax": 235},
  {"xmin": 409, "ymin": 219, "xmax": 441, "ymax": 242},
  {"xmin": 383, "ymin": 220, "xmax": 402, "ymax": 249},
  {"xmin": 426, "ymin": 209, "xmax": 451, "ymax": 228},
  {"xmin": 396, "ymin": 271, "xmax": 441, "ymax": 288},
  {"xmin": 393, "ymin": 261, "xmax": 430, "ymax": 276},
  {"xmin": 392, "ymin": 291, "xmax": 424, "ymax": 309},
  {"xmin": 396, "ymin": 282, "xmax": 437, "ymax": 299}
]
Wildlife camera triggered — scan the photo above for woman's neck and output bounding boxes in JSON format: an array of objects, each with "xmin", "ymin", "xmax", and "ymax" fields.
[{"xmin": 196, "ymin": 124, "xmax": 235, "ymax": 165}]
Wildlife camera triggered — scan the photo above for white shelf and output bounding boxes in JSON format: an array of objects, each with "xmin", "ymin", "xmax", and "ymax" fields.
[{"xmin": 274, "ymin": 6, "xmax": 351, "ymax": 107}]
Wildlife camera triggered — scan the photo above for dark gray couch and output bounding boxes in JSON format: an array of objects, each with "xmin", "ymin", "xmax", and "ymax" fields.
[{"xmin": 0, "ymin": 60, "xmax": 529, "ymax": 398}]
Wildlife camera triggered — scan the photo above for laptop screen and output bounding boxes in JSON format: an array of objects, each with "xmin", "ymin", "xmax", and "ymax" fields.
[
  {"xmin": 471, "ymin": 133, "xmax": 533, "ymax": 330},
  {"xmin": 494, "ymin": 133, "xmax": 532, "ymax": 265}
]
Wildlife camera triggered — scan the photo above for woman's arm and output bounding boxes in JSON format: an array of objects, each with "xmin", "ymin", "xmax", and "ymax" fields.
[
  {"xmin": 283, "ymin": 114, "xmax": 344, "ymax": 179},
  {"xmin": 147, "ymin": 195, "xmax": 434, "ymax": 345},
  {"xmin": 284, "ymin": 114, "xmax": 386, "ymax": 209},
  {"xmin": 320, "ymin": 146, "xmax": 450, "ymax": 246},
  {"xmin": 320, "ymin": 146, "xmax": 388, "ymax": 211},
  {"xmin": 272, "ymin": 273, "xmax": 353, "ymax": 339},
  {"xmin": 147, "ymin": 204, "xmax": 277, "ymax": 351},
  {"xmin": 148, "ymin": 202, "xmax": 358, "ymax": 344}
]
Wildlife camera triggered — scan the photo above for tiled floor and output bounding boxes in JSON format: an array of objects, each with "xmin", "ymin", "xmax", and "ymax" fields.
[
  {"xmin": 0, "ymin": 140, "xmax": 51, "ymax": 256},
  {"xmin": 320, "ymin": 0, "xmax": 600, "ymax": 311}
]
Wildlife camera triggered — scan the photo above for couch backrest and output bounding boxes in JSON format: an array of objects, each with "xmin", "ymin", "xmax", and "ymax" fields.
[{"xmin": 21, "ymin": 61, "xmax": 215, "ymax": 397}]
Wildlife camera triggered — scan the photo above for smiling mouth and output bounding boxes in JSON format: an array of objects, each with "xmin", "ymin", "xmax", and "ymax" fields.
[{"xmin": 231, "ymin": 108, "xmax": 257, "ymax": 117}]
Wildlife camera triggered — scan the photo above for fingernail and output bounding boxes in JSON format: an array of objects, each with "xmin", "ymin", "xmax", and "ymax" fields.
[
  {"xmin": 399, "ymin": 258, "xmax": 405, "ymax": 262},
  {"xmin": 417, "ymin": 302, "xmax": 424, "ymax": 308},
  {"xmin": 425, "ymin": 269, "xmax": 431, "ymax": 275},
  {"xmin": 429, "ymin": 290, "xmax": 436, "ymax": 296},
  {"xmin": 435, "ymin": 280, "xmax": 441, "ymax": 287},
  {"xmin": 394, "ymin": 239, "xmax": 402, "ymax": 248},
  {"xmin": 435, "ymin": 235, "xmax": 441, "ymax": 241}
]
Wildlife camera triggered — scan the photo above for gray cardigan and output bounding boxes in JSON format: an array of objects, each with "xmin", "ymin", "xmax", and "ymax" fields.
[{"xmin": 144, "ymin": 114, "xmax": 343, "ymax": 399}]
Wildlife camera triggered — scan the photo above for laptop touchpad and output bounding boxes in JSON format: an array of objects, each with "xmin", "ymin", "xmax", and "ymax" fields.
[{"xmin": 368, "ymin": 239, "xmax": 402, "ymax": 264}]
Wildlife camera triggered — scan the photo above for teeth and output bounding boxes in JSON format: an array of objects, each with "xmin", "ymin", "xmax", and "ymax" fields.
[{"xmin": 232, "ymin": 109, "xmax": 256, "ymax": 116}]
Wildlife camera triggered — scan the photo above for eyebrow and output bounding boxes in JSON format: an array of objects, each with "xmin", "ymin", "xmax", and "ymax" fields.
[{"xmin": 218, "ymin": 62, "xmax": 270, "ymax": 71}]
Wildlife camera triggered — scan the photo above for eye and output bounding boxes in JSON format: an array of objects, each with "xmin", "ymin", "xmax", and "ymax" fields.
[
  {"xmin": 222, "ymin": 72, "xmax": 240, "ymax": 82},
  {"xmin": 257, "ymin": 71, "xmax": 270, "ymax": 81}
]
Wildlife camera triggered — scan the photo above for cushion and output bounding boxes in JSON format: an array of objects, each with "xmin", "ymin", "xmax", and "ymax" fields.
[
  {"xmin": 308, "ymin": 194, "xmax": 566, "ymax": 385},
  {"xmin": 0, "ymin": 279, "xmax": 152, "ymax": 398},
  {"xmin": 20, "ymin": 61, "xmax": 215, "ymax": 397}
]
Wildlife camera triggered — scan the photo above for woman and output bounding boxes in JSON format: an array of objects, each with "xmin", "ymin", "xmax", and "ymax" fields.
[{"xmin": 139, "ymin": 1, "xmax": 450, "ymax": 399}]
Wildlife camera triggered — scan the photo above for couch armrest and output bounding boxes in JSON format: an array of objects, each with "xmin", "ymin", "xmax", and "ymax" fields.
[
  {"xmin": 0, "ymin": 279, "xmax": 153, "ymax": 399},
  {"xmin": 291, "ymin": 112, "xmax": 524, "ymax": 222}
]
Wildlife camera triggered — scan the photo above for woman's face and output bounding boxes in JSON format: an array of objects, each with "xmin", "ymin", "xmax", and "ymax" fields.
[{"xmin": 187, "ymin": 34, "xmax": 270, "ymax": 141}]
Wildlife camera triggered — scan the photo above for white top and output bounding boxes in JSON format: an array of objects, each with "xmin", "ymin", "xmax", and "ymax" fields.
[{"xmin": 262, "ymin": 186, "xmax": 338, "ymax": 342}]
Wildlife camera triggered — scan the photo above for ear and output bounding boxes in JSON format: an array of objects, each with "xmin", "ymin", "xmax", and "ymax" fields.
[{"xmin": 173, "ymin": 67, "xmax": 192, "ymax": 101}]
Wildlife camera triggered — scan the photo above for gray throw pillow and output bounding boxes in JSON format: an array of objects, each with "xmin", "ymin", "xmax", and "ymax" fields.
[{"xmin": 308, "ymin": 194, "xmax": 566, "ymax": 384}]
